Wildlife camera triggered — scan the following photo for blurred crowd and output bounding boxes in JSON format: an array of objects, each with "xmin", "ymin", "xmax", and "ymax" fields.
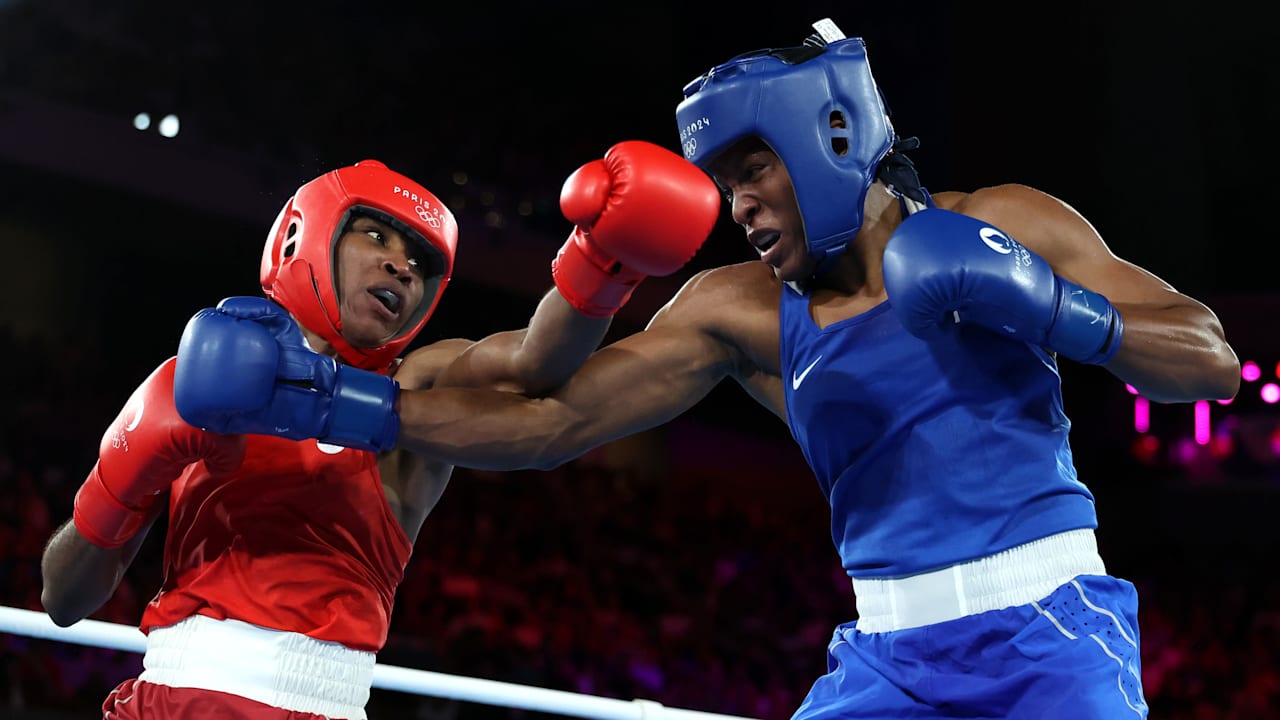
[{"xmin": 1, "ymin": 327, "xmax": 1278, "ymax": 720}]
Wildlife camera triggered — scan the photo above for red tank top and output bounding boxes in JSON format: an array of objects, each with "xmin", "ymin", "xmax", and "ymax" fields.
[{"xmin": 139, "ymin": 435, "xmax": 413, "ymax": 652}]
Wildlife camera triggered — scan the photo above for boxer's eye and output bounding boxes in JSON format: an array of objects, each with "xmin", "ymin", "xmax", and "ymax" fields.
[
  {"xmin": 714, "ymin": 182, "xmax": 733, "ymax": 204},
  {"xmin": 366, "ymin": 230, "xmax": 385, "ymax": 244}
]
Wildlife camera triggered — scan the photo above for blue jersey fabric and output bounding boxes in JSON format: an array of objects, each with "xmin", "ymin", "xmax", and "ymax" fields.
[
  {"xmin": 778, "ymin": 284, "xmax": 1148, "ymax": 718},
  {"xmin": 778, "ymin": 288, "xmax": 1098, "ymax": 578}
]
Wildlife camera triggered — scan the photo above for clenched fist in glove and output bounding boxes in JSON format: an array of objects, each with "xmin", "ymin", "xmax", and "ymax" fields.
[
  {"xmin": 883, "ymin": 208, "xmax": 1123, "ymax": 365},
  {"xmin": 173, "ymin": 297, "xmax": 401, "ymax": 453},
  {"xmin": 552, "ymin": 140, "xmax": 721, "ymax": 318}
]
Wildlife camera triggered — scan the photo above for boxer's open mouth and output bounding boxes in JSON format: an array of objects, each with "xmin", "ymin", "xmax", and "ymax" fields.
[{"xmin": 368, "ymin": 288, "xmax": 402, "ymax": 315}]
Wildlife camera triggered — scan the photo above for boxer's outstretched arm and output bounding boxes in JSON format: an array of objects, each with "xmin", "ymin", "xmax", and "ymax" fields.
[{"xmin": 396, "ymin": 271, "xmax": 746, "ymax": 470}]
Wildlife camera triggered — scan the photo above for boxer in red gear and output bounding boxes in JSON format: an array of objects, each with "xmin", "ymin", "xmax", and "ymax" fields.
[{"xmin": 40, "ymin": 146, "xmax": 719, "ymax": 719}]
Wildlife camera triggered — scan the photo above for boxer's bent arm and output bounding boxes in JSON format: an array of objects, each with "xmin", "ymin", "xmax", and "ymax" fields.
[
  {"xmin": 966, "ymin": 184, "xmax": 1240, "ymax": 403},
  {"xmin": 41, "ymin": 514, "xmax": 157, "ymax": 627},
  {"xmin": 1088, "ymin": 269, "xmax": 1237, "ymax": 403},
  {"xmin": 433, "ymin": 287, "xmax": 612, "ymax": 396},
  {"xmin": 397, "ymin": 306, "xmax": 739, "ymax": 471}
]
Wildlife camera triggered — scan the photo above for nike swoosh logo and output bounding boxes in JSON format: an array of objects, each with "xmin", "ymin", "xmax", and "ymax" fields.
[
  {"xmin": 979, "ymin": 226, "xmax": 1013, "ymax": 254},
  {"xmin": 792, "ymin": 355, "xmax": 823, "ymax": 390}
]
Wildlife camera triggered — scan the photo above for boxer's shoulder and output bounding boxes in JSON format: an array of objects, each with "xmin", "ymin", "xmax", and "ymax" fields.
[
  {"xmin": 646, "ymin": 261, "xmax": 782, "ymax": 377},
  {"xmin": 660, "ymin": 261, "xmax": 780, "ymax": 322}
]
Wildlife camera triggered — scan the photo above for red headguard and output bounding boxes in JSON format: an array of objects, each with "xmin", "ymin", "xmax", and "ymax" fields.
[{"xmin": 260, "ymin": 159, "xmax": 458, "ymax": 371}]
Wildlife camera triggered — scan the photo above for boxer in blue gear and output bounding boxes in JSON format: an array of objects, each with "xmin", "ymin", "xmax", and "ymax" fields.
[{"xmin": 189, "ymin": 18, "xmax": 1242, "ymax": 719}]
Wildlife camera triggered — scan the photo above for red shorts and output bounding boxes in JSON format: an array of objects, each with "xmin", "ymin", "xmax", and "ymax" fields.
[{"xmin": 103, "ymin": 679, "xmax": 330, "ymax": 720}]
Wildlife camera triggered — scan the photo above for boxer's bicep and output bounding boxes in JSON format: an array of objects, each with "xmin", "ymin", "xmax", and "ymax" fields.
[
  {"xmin": 974, "ymin": 183, "xmax": 1184, "ymax": 308},
  {"xmin": 430, "ymin": 331, "xmax": 526, "ymax": 391},
  {"xmin": 394, "ymin": 339, "xmax": 478, "ymax": 390}
]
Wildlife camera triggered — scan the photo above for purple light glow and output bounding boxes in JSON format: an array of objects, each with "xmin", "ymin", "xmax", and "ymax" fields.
[{"xmin": 1174, "ymin": 437, "xmax": 1200, "ymax": 465}]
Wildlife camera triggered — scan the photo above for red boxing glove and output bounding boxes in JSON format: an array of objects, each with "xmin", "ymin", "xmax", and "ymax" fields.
[
  {"xmin": 552, "ymin": 140, "xmax": 721, "ymax": 318},
  {"xmin": 74, "ymin": 357, "xmax": 245, "ymax": 549}
]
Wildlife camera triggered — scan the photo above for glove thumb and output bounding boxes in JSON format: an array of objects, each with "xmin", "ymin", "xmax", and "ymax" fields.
[
  {"xmin": 217, "ymin": 296, "xmax": 307, "ymax": 347},
  {"xmin": 559, "ymin": 159, "xmax": 611, "ymax": 228}
]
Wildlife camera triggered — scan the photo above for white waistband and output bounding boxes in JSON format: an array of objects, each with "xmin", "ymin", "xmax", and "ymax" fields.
[
  {"xmin": 139, "ymin": 616, "xmax": 375, "ymax": 719},
  {"xmin": 852, "ymin": 529, "xmax": 1106, "ymax": 634}
]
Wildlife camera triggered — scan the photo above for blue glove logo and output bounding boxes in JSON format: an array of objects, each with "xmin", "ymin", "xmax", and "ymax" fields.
[
  {"xmin": 978, "ymin": 226, "xmax": 1033, "ymax": 267},
  {"xmin": 978, "ymin": 226, "xmax": 1013, "ymax": 255}
]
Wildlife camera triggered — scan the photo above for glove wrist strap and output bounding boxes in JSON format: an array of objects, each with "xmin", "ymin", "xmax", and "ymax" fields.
[
  {"xmin": 1049, "ymin": 278, "xmax": 1124, "ymax": 365},
  {"xmin": 327, "ymin": 367, "xmax": 401, "ymax": 452},
  {"xmin": 551, "ymin": 229, "xmax": 643, "ymax": 318},
  {"xmin": 73, "ymin": 466, "xmax": 156, "ymax": 549}
]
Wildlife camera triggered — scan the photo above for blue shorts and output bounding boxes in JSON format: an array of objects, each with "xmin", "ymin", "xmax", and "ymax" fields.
[{"xmin": 793, "ymin": 575, "xmax": 1148, "ymax": 719}]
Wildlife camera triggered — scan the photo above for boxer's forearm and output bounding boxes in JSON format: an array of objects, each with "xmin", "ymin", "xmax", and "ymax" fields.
[
  {"xmin": 40, "ymin": 517, "xmax": 151, "ymax": 626},
  {"xmin": 429, "ymin": 289, "xmax": 611, "ymax": 398},
  {"xmin": 1105, "ymin": 301, "xmax": 1239, "ymax": 403},
  {"xmin": 507, "ymin": 288, "xmax": 612, "ymax": 397}
]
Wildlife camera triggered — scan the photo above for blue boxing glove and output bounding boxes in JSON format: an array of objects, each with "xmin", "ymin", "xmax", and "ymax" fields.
[
  {"xmin": 173, "ymin": 297, "xmax": 400, "ymax": 452},
  {"xmin": 882, "ymin": 209, "xmax": 1123, "ymax": 365}
]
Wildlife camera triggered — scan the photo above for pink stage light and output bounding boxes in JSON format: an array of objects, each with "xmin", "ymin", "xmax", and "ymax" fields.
[
  {"xmin": 1262, "ymin": 383, "xmax": 1280, "ymax": 404},
  {"xmin": 1133, "ymin": 397, "xmax": 1150, "ymax": 433},
  {"xmin": 1242, "ymin": 361, "xmax": 1261, "ymax": 383},
  {"xmin": 1194, "ymin": 401, "xmax": 1210, "ymax": 445}
]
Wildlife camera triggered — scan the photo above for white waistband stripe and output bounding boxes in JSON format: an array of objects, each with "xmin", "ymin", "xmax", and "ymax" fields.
[
  {"xmin": 852, "ymin": 529, "xmax": 1106, "ymax": 633},
  {"xmin": 138, "ymin": 616, "xmax": 375, "ymax": 719}
]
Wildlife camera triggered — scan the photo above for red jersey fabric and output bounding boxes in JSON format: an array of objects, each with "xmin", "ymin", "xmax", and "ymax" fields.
[{"xmin": 139, "ymin": 434, "xmax": 413, "ymax": 652}]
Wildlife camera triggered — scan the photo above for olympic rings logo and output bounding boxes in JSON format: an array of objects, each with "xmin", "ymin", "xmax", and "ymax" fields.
[{"xmin": 415, "ymin": 205, "xmax": 441, "ymax": 228}]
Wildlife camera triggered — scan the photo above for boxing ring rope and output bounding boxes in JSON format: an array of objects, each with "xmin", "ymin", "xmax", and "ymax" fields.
[{"xmin": 0, "ymin": 605, "xmax": 759, "ymax": 720}]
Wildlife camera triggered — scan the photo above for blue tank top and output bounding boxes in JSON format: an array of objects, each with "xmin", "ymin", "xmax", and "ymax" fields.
[{"xmin": 779, "ymin": 289, "xmax": 1097, "ymax": 578}]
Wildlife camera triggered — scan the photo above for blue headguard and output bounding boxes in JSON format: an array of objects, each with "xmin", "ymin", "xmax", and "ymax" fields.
[{"xmin": 676, "ymin": 20, "xmax": 896, "ymax": 273}]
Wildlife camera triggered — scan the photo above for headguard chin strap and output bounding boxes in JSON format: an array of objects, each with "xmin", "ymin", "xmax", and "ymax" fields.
[{"xmin": 676, "ymin": 18, "xmax": 901, "ymax": 274}]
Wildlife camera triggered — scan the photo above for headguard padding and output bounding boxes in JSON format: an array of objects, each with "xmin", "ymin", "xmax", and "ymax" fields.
[
  {"xmin": 676, "ymin": 33, "xmax": 895, "ymax": 272},
  {"xmin": 260, "ymin": 159, "xmax": 458, "ymax": 371}
]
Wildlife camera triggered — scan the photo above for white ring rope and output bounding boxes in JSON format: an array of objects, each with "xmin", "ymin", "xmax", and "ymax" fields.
[{"xmin": 0, "ymin": 605, "xmax": 759, "ymax": 720}]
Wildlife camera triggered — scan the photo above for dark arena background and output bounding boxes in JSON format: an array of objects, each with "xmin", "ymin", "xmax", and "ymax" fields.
[{"xmin": 0, "ymin": 1, "xmax": 1277, "ymax": 718}]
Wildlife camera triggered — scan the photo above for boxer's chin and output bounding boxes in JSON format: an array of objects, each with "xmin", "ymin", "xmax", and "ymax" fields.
[{"xmin": 341, "ymin": 316, "xmax": 397, "ymax": 350}]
